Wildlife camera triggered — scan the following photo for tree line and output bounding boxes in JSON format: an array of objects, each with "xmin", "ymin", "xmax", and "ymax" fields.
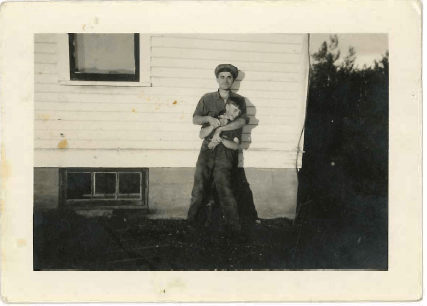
[{"xmin": 299, "ymin": 35, "xmax": 388, "ymax": 216}]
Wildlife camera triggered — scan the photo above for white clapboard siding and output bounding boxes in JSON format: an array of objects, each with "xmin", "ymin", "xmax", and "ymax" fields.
[
  {"xmin": 151, "ymin": 36, "xmax": 301, "ymax": 54},
  {"xmin": 34, "ymin": 42, "xmax": 57, "ymax": 54},
  {"xmin": 34, "ymin": 34, "xmax": 57, "ymax": 43},
  {"xmin": 151, "ymin": 77, "xmax": 298, "ymax": 92},
  {"xmin": 35, "ymin": 111, "xmax": 296, "ymax": 126},
  {"xmin": 156, "ymin": 34, "xmax": 303, "ymax": 45},
  {"xmin": 35, "ymin": 93, "xmax": 299, "ymax": 109},
  {"xmin": 36, "ymin": 125, "xmax": 297, "ymax": 148},
  {"xmin": 35, "ymin": 102, "xmax": 297, "ymax": 116},
  {"xmin": 36, "ymin": 130, "xmax": 200, "ymax": 141},
  {"xmin": 151, "ymin": 67, "xmax": 298, "ymax": 82},
  {"xmin": 36, "ymin": 140, "xmax": 206, "ymax": 150},
  {"xmin": 245, "ymin": 131, "xmax": 297, "ymax": 143},
  {"xmin": 35, "ymin": 102, "xmax": 199, "ymax": 113},
  {"xmin": 152, "ymin": 47, "xmax": 301, "ymax": 64},
  {"xmin": 35, "ymin": 86, "xmax": 300, "ymax": 100},
  {"xmin": 35, "ymin": 53, "xmax": 57, "ymax": 64},
  {"xmin": 35, "ymin": 150, "xmax": 299, "ymax": 169},
  {"xmin": 35, "ymin": 120, "xmax": 199, "ymax": 132},
  {"xmin": 35, "ymin": 120, "xmax": 297, "ymax": 135},
  {"xmin": 152, "ymin": 58, "xmax": 300, "ymax": 73},
  {"xmin": 34, "ymin": 33, "xmax": 308, "ymax": 168},
  {"xmin": 35, "ymin": 130, "xmax": 295, "ymax": 143},
  {"xmin": 35, "ymin": 92, "xmax": 298, "ymax": 106},
  {"xmin": 35, "ymin": 74, "xmax": 59, "ymax": 84},
  {"xmin": 35, "ymin": 139, "xmax": 296, "ymax": 151},
  {"xmin": 35, "ymin": 64, "xmax": 57, "ymax": 74}
]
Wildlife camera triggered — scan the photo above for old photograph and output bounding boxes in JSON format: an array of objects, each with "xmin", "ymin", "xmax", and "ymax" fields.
[{"xmin": 32, "ymin": 33, "xmax": 388, "ymax": 271}]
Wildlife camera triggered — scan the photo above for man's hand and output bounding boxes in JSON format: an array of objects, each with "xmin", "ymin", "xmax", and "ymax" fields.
[
  {"xmin": 207, "ymin": 116, "xmax": 221, "ymax": 129},
  {"xmin": 208, "ymin": 140, "xmax": 220, "ymax": 150},
  {"xmin": 211, "ymin": 128, "xmax": 222, "ymax": 143},
  {"xmin": 219, "ymin": 118, "xmax": 228, "ymax": 126}
]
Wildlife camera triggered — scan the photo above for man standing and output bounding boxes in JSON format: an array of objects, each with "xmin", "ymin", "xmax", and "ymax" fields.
[{"xmin": 187, "ymin": 64, "xmax": 251, "ymax": 233}]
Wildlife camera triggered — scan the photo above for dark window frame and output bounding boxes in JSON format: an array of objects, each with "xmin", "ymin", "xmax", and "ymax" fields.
[
  {"xmin": 68, "ymin": 33, "xmax": 140, "ymax": 82},
  {"xmin": 59, "ymin": 168, "xmax": 149, "ymax": 209}
]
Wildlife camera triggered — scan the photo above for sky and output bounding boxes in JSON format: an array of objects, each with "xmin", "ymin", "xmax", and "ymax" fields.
[{"xmin": 309, "ymin": 34, "xmax": 388, "ymax": 68}]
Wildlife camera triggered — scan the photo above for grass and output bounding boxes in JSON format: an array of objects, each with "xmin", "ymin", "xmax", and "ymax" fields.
[{"xmin": 34, "ymin": 203, "xmax": 387, "ymax": 271}]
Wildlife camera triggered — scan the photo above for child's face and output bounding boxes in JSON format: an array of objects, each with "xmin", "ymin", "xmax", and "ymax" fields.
[{"xmin": 225, "ymin": 103, "xmax": 241, "ymax": 121}]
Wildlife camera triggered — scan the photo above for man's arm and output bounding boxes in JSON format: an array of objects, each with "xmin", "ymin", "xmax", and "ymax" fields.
[
  {"xmin": 199, "ymin": 125, "xmax": 215, "ymax": 139},
  {"xmin": 193, "ymin": 95, "xmax": 221, "ymax": 128},
  {"xmin": 217, "ymin": 117, "xmax": 246, "ymax": 131},
  {"xmin": 211, "ymin": 117, "xmax": 246, "ymax": 142},
  {"xmin": 220, "ymin": 137, "xmax": 239, "ymax": 150},
  {"xmin": 193, "ymin": 115, "xmax": 220, "ymax": 128}
]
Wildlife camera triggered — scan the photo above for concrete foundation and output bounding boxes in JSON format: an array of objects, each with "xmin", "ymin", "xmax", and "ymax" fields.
[
  {"xmin": 34, "ymin": 168, "xmax": 60, "ymax": 210},
  {"xmin": 34, "ymin": 167, "xmax": 297, "ymax": 219}
]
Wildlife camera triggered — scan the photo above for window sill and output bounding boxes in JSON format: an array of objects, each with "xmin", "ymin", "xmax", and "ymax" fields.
[{"xmin": 59, "ymin": 80, "xmax": 152, "ymax": 87}]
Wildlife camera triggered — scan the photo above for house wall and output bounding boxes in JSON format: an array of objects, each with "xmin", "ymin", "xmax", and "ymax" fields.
[
  {"xmin": 33, "ymin": 33, "xmax": 308, "ymax": 219},
  {"xmin": 148, "ymin": 168, "xmax": 297, "ymax": 219},
  {"xmin": 33, "ymin": 167, "xmax": 297, "ymax": 219},
  {"xmin": 34, "ymin": 33, "xmax": 308, "ymax": 168},
  {"xmin": 33, "ymin": 168, "xmax": 59, "ymax": 210}
]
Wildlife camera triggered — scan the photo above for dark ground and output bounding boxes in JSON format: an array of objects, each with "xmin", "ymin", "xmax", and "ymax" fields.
[{"xmin": 34, "ymin": 204, "xmax": 387, "ymax": 271}]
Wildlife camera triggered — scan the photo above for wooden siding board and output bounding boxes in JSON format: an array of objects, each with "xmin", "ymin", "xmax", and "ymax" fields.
[
  {"xmin": 152, "ymin": 47, "xmax": 301, "ymax": 64},
  {"xmin": 35, "ymin": 111, "xmax": 296, "ymax": 126},
  {"xmin": 35, "ymin": 53, "xmax": 57, "ymax": 64},
  {"xmin": 36, "ymin": 130, "xmax": 199, "ymax": 141},
  {"xmin": 35, "ymin": 102, "xmax": 297, "ymax": 116},
  {"xmin": 34, "ymin": 34, "xmax": 57, "ymax": 43},
  {"xmin": 151, "ymin": 67, "xmax": 299, "ymax": 82},
  {"xmin": 35, "ymin": 63, "xmax": 57, "ymax": 74},
  {"xmin": 35, "ymin": 74, "xmax": 59, "ymax": 84},
  {"xmin": 35, "ymin": 93, "xmax": 298, "ymax": 107},
  {"xmin": 35, "ymin": 120, "xmax": 297, "ymax": 134},
  {"xmin": 35, "ymin": 139, "xmax": 296, "ymax": 151},
  {"xmin": 151, "ymin": 58, "xmax": 301, "ymax": 73},
  {"xmin": 35, "ymin": 130, "xmax": 296, "ymax": 143},
  {"xmin": 34, "ymin": 42, "xmax": 57, "ymax": 54},
  {"xmin": 34, "ymin": 150, "xmax": 299, "ymax": 169},
  {"xmin": 35, "ymin": 84, "xmax": 299, "ymax": 100},
  {"xmin": 35, "ymin": 88, "xmax": 300, "ymax": 101},
  {"xmin": 158, "ymin": 34, "xmax": 304, "ymax": 45},
  {"xmin": 152, "ymin": 36, "xmax": 301, "ymax": 54},
  {"xmin": 151, "ymin": 77, "xmax": 298, "ymax": 92}
]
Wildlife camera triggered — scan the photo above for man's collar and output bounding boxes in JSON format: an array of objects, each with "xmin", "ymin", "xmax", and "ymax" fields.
[
  {"xmin": 216, "ymin": 89, "xmax": 235, "ymax": 99},
  {"xmin": 215, "ymin": 90, "xmax": 221, "ymax": 99}
]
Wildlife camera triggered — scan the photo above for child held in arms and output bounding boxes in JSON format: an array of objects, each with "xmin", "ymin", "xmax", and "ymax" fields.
[{"xmin": 199, "ymin": 96, "xmax": 243, "ymax": 150}]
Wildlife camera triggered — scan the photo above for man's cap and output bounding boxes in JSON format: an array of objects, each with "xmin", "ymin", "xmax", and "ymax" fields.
[{"xmin": 214, "ymin": 64, "xmax": 238, "ymax": 79}]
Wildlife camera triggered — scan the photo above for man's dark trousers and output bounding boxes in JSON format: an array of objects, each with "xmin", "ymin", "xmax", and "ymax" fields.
[{"xmin": 187, "ymin": 144, "xmax": 241, "ymax": 231}]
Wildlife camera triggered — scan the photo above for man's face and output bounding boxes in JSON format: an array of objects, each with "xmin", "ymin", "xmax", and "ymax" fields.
[
  {"xmin": 216, "ymin": 71, "xmax": 235, "ymax": 90},
  {"xmin": 225, "ymin": 103, "xmax": 241, "ymax": 121}
]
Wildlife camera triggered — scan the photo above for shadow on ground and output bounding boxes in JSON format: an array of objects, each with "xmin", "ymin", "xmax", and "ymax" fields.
[{"xmin": 34, "ymin": 207, "xmax": 387, "ymax": 271}]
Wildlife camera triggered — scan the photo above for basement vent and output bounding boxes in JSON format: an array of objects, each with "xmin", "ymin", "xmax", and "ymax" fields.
[{"xmin": 59, "ymin": 168, "xmax": 149, "ymax": 209}]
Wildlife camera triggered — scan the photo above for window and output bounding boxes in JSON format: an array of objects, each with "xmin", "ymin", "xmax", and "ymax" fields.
[
  {"xmin": 59, "ymin": 168, "xmax": 149, "ymax": 209},
  {"xmin": 68, "ymin": 34, "xmax": 140, "ymax": 82},
  {"xmin": 58, "ymin": 33, "xmax": 151, "ymax": 86}
]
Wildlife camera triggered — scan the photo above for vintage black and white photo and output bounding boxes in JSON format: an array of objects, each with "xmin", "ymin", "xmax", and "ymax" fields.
[
  {"xmin": 0, "ymin": 0, "xmax": 422, "ymax": 302},
  {"xmin": 33, "ymin": 33, "xmax": 388, "ymax": 271}
]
